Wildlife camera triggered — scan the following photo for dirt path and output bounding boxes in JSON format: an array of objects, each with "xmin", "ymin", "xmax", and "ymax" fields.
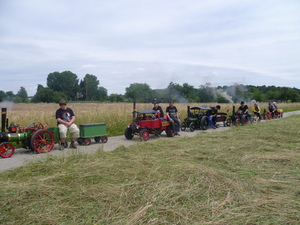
[{"xmin": 0, "ymin": 111, "xmax": 298, "ymax": 172}]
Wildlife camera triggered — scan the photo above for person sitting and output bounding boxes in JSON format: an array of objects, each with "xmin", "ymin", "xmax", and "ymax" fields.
[
  {"xmin": 153, "ymin": 101, "xmax": 164, "ymax": 118},
  {"xmin": 166, "ymin": 100, "xmax": 180, "ymax": 135},
  {"xmin": 206, "ymin": 105, "xmax": 221, "ymax": 129},
  {"xmin": 268, "ymin": 102, "xmax": 275, "ymax": 118},
  {"xmin": 251, "ymin": 103, "xmax": 261, "ymax": 121},
  {"xmin": 237, "ymin": 101, "xmax": 251, "ymax": 123}
]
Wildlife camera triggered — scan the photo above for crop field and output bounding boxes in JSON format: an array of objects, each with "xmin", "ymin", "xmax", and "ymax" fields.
[
  {"xmin": 0, "ymin": 110, "xmax": 299, "ymax": 224},
  {"xmin": 2, "ymin": 102, "xmax": 300, "ymax": 136}
]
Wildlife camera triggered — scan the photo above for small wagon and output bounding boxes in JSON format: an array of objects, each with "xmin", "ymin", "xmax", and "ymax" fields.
[
  {"xmin": 214, "ymin": 113, "xmax": 229, "ymax": 127},
  {"xmin": 77, "ymin": 123, "xmax": 108, "ymax": 145}
]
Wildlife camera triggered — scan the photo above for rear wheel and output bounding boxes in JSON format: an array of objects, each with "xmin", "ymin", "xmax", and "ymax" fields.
[
  {"xmin": 0, "ymin": 142, "xmax": 15, "ymax": 158},
  {"xmin": 189, "ymin": 122, "xmax": 196, "ymax": 132},
  {"xmin": 30, "ymin": 129, "xmax": 54, "ymax": 153},
  {"xmin": 125, "ymin": 127, "xmax": 134, "ymax": 139},
  {"xmin": 166, "ymin": 126, "xmax": 175, "ymax": 137},
  {"xmin": 200, "ymin": 116, "xmax": 209, "ymax": 130},
  {"xmin": 139, "ymin": 129, "xmax": 149, "ymax": 141}
]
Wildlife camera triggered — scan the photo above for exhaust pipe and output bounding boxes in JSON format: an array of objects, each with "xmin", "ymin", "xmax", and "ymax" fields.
[
  {"xmin": 1, "ymin": 108, "xmax": 7, "ymax": 132},
  {"xmin": 132, "ymin": 100, "xmax": 137, "ymax": 120}
]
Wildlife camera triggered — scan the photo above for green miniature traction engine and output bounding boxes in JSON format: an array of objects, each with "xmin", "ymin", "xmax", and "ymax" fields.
[
  {"xmin": 0, "ymin": 107, "xmax": 55, "ymax": 158},
  {"xmin": 0, "ymin": 107, "xmax": 108, "ymax": 158}
]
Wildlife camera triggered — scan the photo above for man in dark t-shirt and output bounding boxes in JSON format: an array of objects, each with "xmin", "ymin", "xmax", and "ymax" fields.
[
  {"xmin": 166, "ymin": 100, "xmax": 180, "ymax": 135},
  {"xmin": 56, "ymin": 100, "xmax": 79, "ymax": 150}
]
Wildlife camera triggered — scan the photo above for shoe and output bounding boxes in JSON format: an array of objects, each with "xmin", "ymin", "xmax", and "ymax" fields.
[
  {"xmin": 69, "ymin": 142, "xmax": 77, "ymax": 149},
  {"xmin": 177, "ymin": 133, "xmax": 180, "ymax": 136},
  {"xmin": 59, "ymin": 143, "xmax": 65, "ymax": 150},
  {"xmin": 211, "ymin": 126, "xmax": 216, "ymax": 129}
]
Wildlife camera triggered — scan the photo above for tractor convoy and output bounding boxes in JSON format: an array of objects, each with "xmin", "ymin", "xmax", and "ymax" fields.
[{"xmin": 0, "ymin": 101, "xmax": 283, "ymax": 158}]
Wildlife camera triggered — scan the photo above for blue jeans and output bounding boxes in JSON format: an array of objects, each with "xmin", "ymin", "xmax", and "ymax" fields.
[{"xmin": 170, "ymin": 117, "xmax": 180, "ymax": 132}]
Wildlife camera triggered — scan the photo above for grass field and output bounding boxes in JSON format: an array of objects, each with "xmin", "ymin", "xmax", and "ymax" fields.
[
  {"xmin": 0, "ymin": 112, "xmax": 299, "ymax": 224},
  {"xmin": 2, "ymin": 102, "xmax": 300, "ymax": 136}
]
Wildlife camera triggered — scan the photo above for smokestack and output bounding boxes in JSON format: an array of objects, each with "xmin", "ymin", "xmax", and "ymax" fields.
[
  {"xmin": 133, "ymin": 100, "xmax": 137, "ymax": 120},
  {"xmin": 187, "ymin": 106, "xmax": 190, "ymax": 117},
  {"xmin": 1, "ymin": 108, "xmax": 7, "ymax": 132},
  {"xmin": 232, "ymin": 105, "xmax": 235, "ymax": 116}
]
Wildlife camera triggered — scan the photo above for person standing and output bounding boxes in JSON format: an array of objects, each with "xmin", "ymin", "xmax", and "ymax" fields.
[
  {"xmin": 166, "ymin": 100, "xmax": 180, "ymax": 135},
  {"xmin": 56, "ymin": 100, "xmax": 80, "ymax": 150}
]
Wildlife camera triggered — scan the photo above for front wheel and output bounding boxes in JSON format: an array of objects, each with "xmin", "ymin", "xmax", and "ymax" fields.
[
  {"xmin": 30, "ymin": 129, "xmax": 55, "ymax": 153},
  {"xmin": 189, "ymin": 122, "xmax": 196, "ymax": 132},
  {"xmin": 181, "ymin": 122, "xmax": 187, "ymax": 131},
  {"xmin": 0, "ymin": 142, "xmax": 15, "ymax": 158},
  {"xmin": 125, "ymin": 127, "xmax": 134, "ymax": 139},
  {"xmin": 139, "ymin": 129, "xmax": 149, "ymax": 141}
]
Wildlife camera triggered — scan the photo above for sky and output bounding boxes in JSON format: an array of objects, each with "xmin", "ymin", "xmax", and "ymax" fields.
[{"xmin": 1, "ymin": 0, "xmax": 300, "ymax": 96}]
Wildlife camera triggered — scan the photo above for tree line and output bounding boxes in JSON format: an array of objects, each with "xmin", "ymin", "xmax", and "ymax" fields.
[{"xmin": 1, "ymin": 70, "xmax": 300, "ymax": 103}]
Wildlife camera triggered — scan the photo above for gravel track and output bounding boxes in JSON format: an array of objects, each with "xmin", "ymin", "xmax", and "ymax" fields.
[{"xmin": 0, "ymin": 111, "xmax": 298, "ymax": 172}]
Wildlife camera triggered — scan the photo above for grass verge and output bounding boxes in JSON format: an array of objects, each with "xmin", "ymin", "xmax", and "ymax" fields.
[{"xmin": 0, "ymin": 116, "xmax": 299, "ymax": 224}]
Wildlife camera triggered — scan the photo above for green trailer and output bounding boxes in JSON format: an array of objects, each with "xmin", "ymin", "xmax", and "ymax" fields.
[{"xmin": 77, "ymin": 123, "xmax": 108, "ymax": 145}]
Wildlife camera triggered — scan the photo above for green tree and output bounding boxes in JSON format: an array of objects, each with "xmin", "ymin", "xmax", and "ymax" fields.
[
  {"xmin": 0, "ymin": 90, "xmax": 5, "ymax": 102},
  {"xmin": 16, "ymin": 86, "xmax": 28, "ymax": 103},
  {"xmin": 47, "ymin": 71, "xmax": 79, "ymax": 100},
  {"xmin": 108, "ymin": 94, "xmax": 125, "ymax": 102},
  {"xmin": 32, "ymin": 85, "xmax": 67, "ymax": 103},
  {"xmin": 125, "ymin": 83, "xmax": 153, "ymax": 103}
]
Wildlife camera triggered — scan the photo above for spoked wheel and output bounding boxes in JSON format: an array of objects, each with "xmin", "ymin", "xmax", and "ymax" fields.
[
  {"xmin": 139, "ymin": 129, "xmax": 149, "ymax": 141},
  {"xmin": 189, "ymin": 122, "xmax": 196, "ymax": 132},
  {"xmin": 0, "ymin": 142, "xmax": 15, "ymax": 158},
  {"xmin": 181, "ymin": 122, "xmax": 187, "ymax": 131},
  {"xmin": 30, "ymin": 129, "xmax": 55, "ymax": 153},
  {"xmin": 101, "ymin": 136, "xmax": 108, "ymax": 143}
]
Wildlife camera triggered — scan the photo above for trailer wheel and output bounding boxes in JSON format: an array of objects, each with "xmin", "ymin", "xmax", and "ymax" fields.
[
  {"xmin": 101, "ymin": 136, "xmax": 108, "ymax": 143},
  {"xmin": 189, "ymin": 122, "xmax": 196, "ymax": 132},
  {"xmin": 0, "ymin": 142, "xmax": 15, "ymax": 158},
  {"xmin": 31, "ymin": 129, "xmax": 55, "ymax": 153},
  {"xmin": 125, "ymin": 127, "xmax": 134, "ymax": 139},
  {"xmin": 94, "ymin": 136, "xmax": 101, "ymax": 143},
  {"xmin": 139, "ymin": 129, "xmax": 149, "ymax": 141},
  {"xmin": 83, "ymin": 138, "xmax": 91, "ymax": 146},
  {"xmin": 181, "ymin": 122, "xmax": 187, "ymax": 131},
  {"xmin": 77, "ymin": 138, "xmax": 83, "ymax": 145}
]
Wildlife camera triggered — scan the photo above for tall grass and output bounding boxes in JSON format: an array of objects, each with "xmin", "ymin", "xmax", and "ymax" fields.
[{"xmin": 0, "ymin": 114, "xmax": 299, "ymax": 224}]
